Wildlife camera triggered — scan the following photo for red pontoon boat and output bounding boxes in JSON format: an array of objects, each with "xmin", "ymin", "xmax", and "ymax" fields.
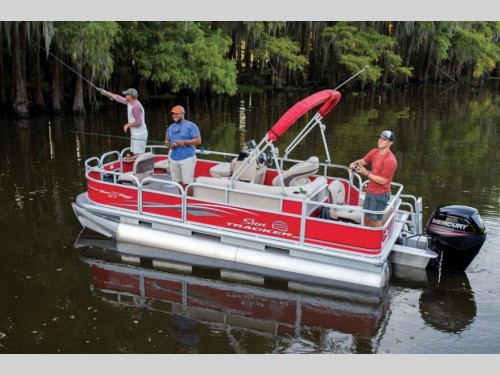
[{"xmin": 72, "ymin": 89, "xmax": 487, "ymax": 293}]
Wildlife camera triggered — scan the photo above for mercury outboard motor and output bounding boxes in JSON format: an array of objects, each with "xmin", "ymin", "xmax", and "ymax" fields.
[{"xmin": 425, "ymin": 205, "xmax": 487, "ymax": 271}]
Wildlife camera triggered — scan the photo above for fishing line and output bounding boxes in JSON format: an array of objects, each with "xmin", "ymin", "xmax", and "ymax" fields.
[
  {"xmin": 3, "ymin": 128, "xmax": 166, "ymax": 220},
  {"xmin": 68, "ymin": 130, "xmax": 166, "ymax": 145},
  {"xmin": 30, "ymin": 38, "xmax": 113, "ymax": 100}
]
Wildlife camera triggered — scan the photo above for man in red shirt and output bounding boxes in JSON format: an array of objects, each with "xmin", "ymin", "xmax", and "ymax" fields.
[{"xmin": 349, "ymin": 130, "xmax": 397, "ymax": 227}]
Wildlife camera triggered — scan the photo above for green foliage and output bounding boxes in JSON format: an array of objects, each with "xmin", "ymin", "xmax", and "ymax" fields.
[
  {"xmin": 3, "ymin": 20, "xmax": 500, "ymax": 115},
  {"xmin": 323, "ymin": 22, "xmax": 413, "ymax": 83},
  {"xmin": 257, "ymin": 36, "xmax": 308, "ymax": 71},
  {"xmin": 54, "ymin": 21, "xmax": 119, "ymax": 81},
  {"xmin": 450, "ymin": 23, "xmax": 500, "ymax": 78},
  {"xmin": 131, "ymin": 22, "xmax": 237, "ymax": 95},
  {"xmin": 433, "ymin": 32, "xmax": 452, "ymax": 62}
]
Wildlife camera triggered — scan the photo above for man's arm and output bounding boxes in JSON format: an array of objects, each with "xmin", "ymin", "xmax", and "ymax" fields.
[
  {"xmin": 349, "ymin": 158, "xmax": 367, "ymax": 170},
  {"xmin": 129, "ymin": 104, "xmax": 143, "ymax": 127}
]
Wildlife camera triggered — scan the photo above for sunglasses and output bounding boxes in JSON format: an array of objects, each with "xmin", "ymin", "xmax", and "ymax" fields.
[{"xmin": 171, "ymin": 123, "xmax": 181, "ymax": 134}]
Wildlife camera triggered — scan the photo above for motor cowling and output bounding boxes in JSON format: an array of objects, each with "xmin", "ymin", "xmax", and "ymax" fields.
[{"xmin": 425, "ymin": 205, "xmax": 487, "ymax": 272}]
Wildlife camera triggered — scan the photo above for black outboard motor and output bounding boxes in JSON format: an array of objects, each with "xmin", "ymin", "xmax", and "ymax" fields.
[{"xmin": 426, "ymin": 205, "xmax": 487, "ymax": 271}]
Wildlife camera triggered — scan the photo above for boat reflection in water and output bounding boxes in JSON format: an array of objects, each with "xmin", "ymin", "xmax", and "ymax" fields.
[
  {"xmin": 392, "ymin": 264, "xmax": 476, "ymax": 334},
  {"xmin": 75, "ymin": 232, "xmax": 476, "ymax": 352},
  {"xmin": 75, "ymin": 231, "xmax": 394, "ymax": 353}
]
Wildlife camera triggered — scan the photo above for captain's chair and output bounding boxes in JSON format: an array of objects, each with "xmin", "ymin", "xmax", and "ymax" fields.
[
  {"xmin": 327, "ymin": 180, "xmax": 362, "ymax": 224},
  {"xmin": 210, "ymin": 156, "xmax": 267, "ymax": 184},
  {"xmin": 118, "ymin": 152, "xmax": 155, "ymax": 185},
  {"xmin": 209, "ymin": 158, "xmax": 238, "ymax": 178},
  {"xmin": 272, "ymin": 156, "xmax": 319, "ymax": 187}
]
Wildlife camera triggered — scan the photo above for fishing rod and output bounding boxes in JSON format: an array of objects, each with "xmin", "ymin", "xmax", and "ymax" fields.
[
  {"xmin": 31, "ymin": 39, "xmax": 111, "ymax": 99},
  {"xmin": 69, "ymin": 131, "xmax": 166, "ymax": 145},
  {"xmin": 333, "ymin": 65, "xmax": 370, "ymax": 91}
]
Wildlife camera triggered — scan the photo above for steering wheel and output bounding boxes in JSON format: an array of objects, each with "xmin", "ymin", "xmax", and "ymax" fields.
[{"xmin": 258, "ymin": 150, "xmax": 273, "ymax": 166}]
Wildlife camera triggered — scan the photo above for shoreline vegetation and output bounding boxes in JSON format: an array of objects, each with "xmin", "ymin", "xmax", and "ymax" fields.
[{"xmin": 1, "ymin": 21, "xmax": 499, "ymax": 118}]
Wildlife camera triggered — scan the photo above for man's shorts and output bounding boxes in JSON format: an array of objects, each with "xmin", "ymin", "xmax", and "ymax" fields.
[
  {"xmin": 130, "ymin": 131, "xmax": 148, "ymax": 154},
  {"xmin": 362, "ymin": 192, "xmax": 390, "ymax": 221},
  {"xmin": 170, "ymin": 155, "xmax": 197, "ymax": 184}
]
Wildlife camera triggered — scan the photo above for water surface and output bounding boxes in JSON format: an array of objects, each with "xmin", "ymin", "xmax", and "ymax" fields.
[{"xmin": 0, "ymin": 83, "xmax": 499, "ymax": 354}]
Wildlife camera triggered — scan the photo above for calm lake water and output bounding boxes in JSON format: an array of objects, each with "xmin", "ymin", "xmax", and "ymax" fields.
[{"xmin": 0, "ymin": 83, "xmax": 499, "ymax": 357}]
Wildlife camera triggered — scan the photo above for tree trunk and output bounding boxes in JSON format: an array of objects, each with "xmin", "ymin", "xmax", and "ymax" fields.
[
  {"xmin": 245, "ymin": 36, "xmax": 253, "ymax": 75},
  {"xmin": 0, "ymin": 24, "xmax": 7, "ymax": 108},
  {"xmin": 85, "ymin": 67, "xmax": 94, "ymax": 104},
  {"xmin": 52, "ymin": 61, "xmax": 62, "ymax": 115},
  {"xmin": 423, "ymin": 43, "xmax": 434, "ymax": 83},
  {"xmin": 11, "ymin": 23, "xmax": 29, "ymax": 118},
  {"xmin": 73, "ymin": 71, "xmax": 86, "ymax": 115},
  {"xmin": 234, "ymin": 33, "xmax": 242, "ymax": 71},
  {"xmin": 33, "ymin": 40, "xmax": 47, "ymax": 114},
  {"xmin": 138, "ymin": 80, "xmax": 148, "ymax": 103}
]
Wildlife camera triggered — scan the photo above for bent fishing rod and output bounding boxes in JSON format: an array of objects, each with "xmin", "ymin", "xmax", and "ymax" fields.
[{"xmin": 31, "ymin": 39, "xmax": 112, "ymax": 99}]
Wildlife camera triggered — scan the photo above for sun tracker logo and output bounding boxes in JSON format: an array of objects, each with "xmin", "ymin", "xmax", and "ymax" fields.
[
  {"xmin": 272, "ymin": 221, "xmax": 288, "ymax": 232},
  {"xmin": 226, "ymin": 218, "xmax": 293, "ymax": 238}
]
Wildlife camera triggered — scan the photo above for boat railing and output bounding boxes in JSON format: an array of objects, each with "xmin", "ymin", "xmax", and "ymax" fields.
[
  {"xmin": 398, "ymin": 194, "xmax": 423, "ymax": 234},
  {"xmin": 84, "ymin": 147, "xmax": 414, "ymax": 245},
  {"xmin": 84, "ymin": 156, "xmax": 101, "ymax": 170},
  {"xmin": 85, "ymin": 166, "xmax": 186, "ymax": 219},
  {"xmin": 85, "ymin": 155, "xmax": 121, "ymax": 183},
  {"xmin": 142, "ymin": 144, "xmax": 364, "ymax": 197},
  {"xmin": 189, "ymin": 175, "xmax": 328, "ymax": 214},
  {"xmin": 100, "ymin": 150, "xmax": 121, "ymax": 167},
  {"xmin": 317, "ymin": 161, "xmax": 364, "ymax": 204},
  {"xmin": 304, "ymin": 181, "xmax": 404, "ymax": 230}
]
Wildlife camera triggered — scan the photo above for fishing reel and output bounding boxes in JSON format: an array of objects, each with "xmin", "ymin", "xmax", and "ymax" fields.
[{"xmin": 350, "ymin": 163, "xmax": 361, "ymax": 172}]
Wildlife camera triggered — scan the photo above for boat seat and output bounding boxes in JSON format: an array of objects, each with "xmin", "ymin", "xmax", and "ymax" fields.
[
  {"xmin": 154, "ymin": 158, "xmax": 170, "ymax": 172},
  {"xmin": 210, "ymin": 158, "xmax": 237, "ymax": 178},
  {"xmin": 272, "ymin": 156, "xmax": 320, "ymax": 187},
  {"xmin": 232, "ymin": 157, "xmax": 257, "ymax": 182},
  {"xmin": 194, "ymin": 175, "xmax": 328, "ymax": 212},
  {"xmin": 210, "ymin": 157, "xmax": 266, "ymax": 184},
  {"xmin": 327, "ymin": 180, "xmax": 362, "ymax": 224},
  {"xmin": 118, "ymin": 152, "xmax": 155, "ymax": 185}
]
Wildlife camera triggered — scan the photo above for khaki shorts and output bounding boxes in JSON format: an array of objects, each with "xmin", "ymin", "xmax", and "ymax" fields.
[{"xmin": 170, "ymin": 155, "xmax": 197, "ymax": 184}]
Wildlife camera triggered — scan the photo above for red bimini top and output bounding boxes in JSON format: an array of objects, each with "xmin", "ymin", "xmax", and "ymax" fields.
[{"xmin": 266, "ymin": 90, "xmax": 341, "ymax": 142}]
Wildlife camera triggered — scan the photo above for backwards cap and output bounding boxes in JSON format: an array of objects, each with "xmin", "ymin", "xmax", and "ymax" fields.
[{"xmin": 377, "ymin": 130, "xmax": 395, "ymax": 142}]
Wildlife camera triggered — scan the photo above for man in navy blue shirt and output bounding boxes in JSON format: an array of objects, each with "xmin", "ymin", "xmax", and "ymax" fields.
[{"xmin": 164, "ymin": 105, "xmax": 202, "ymax": 192}]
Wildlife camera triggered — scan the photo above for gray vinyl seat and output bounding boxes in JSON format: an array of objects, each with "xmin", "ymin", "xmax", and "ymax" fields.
[
  {"xmin": 272, "ymin": 156, "xmax": 319, "ymax": 187},
  {"xmin": 154, "ymin": 158, "xmax": 170, "ymax": 172},
  {"xmin": 118, "ymin": 152, "xmax": 155, "ymax": 185},
  {"xmin": 210, "ymin": 158, "xmax": 238, "ymax": 178},
  {"xmin": 210, "ymin": 157, "xmax": 267, "ymax": 184},
  {"xmin": 327, "ymin": 180, "xmax": 362, "ymax": 224}
]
